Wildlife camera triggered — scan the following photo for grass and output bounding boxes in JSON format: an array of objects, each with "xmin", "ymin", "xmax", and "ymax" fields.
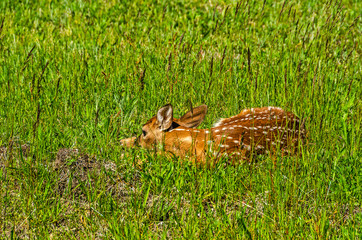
[{"xmin": 0, "ymin": 0, "xmax": 361, "ymax": 238}]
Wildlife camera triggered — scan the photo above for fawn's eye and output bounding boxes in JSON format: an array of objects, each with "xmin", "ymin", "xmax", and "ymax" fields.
[{"xmin": 142, "ymin": 130, "xmax": 147, "ymax": 137}]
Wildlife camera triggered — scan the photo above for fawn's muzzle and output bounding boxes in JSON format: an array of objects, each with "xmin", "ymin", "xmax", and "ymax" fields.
[{"xmin": 120, "ymin": 136, "xmax": 138, "ymax": 148}]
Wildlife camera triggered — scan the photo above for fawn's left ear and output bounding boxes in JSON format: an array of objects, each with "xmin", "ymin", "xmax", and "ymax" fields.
[
  {"xmin": 156, "ymin": 104, "xmax": 173, "ymax": 131},
  {"xmin": 178, "ymin": 105, "xmax": 208, "ymax": 128}
]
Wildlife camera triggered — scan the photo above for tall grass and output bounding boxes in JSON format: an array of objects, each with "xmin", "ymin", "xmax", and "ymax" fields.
[{"xmin": 0, "ymin": 0, "xmax": 361, "ymax": 238}]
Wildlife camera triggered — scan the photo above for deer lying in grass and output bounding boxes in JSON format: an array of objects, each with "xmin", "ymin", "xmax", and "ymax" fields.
[{"xmin": 120, "ymin": 104, "xmax": 306, "ymax": 163}]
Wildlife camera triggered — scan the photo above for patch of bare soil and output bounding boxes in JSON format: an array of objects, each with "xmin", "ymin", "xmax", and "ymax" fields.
[
  {"xmin": 54, "ymin": 148, "xmax": 101, "ymax": 197},
  {"xmin": 53, "ymin": 148, "xmax": 132, "ymax": 200}
]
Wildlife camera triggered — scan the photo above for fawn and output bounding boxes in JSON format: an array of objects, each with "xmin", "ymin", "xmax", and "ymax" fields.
[{"xmin": 120, "ymin": 104, "xmax": 306, "ymax": 163}]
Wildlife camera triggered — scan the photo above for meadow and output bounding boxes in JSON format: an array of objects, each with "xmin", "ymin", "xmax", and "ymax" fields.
[{"xmin": 0, "ymin": 0, "xmax": 361, "ymax": 238}]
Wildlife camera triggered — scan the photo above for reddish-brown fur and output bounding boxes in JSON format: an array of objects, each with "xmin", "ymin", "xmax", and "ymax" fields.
[{"xmin": 120, "ymin": 104, "xmax": 306, "ymax": 163}]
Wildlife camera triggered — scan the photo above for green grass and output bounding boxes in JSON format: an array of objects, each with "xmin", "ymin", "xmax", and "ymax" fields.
[{"xmin": 0, "ymin": 0, "xmax": 361, "ymax": 238}]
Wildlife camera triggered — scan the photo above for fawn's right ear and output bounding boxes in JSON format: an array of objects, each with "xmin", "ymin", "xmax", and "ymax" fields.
[
  {"xmin": 156, "ymin": 104, "xmax": 173, "ymax": 131},
  {"xmin": 178, "ymin": 105, "xmax": 208, "ymax": 128}
]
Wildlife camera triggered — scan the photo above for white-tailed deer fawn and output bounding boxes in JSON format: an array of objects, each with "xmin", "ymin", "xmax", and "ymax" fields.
[{"xmin": 120, "ymin": 104, "xmax": 306, "ymax": 163}]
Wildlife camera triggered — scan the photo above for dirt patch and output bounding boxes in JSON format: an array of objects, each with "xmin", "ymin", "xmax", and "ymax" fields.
[
  {"xmin": 53, "ymin": 148, "xmax": 131, "ymax": 200},
  {"xmin": 53, "ymin": 148, "xmax": 101, "ymax": 198},
  {"xmin": 53, "ymin": 148, "xmax": 99, "ymax": 171}
]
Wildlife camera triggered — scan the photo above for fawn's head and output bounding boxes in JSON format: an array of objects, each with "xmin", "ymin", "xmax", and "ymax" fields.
[{"xmin": 121, "ymin": 104, "xmax": 208, "ymax": 149}]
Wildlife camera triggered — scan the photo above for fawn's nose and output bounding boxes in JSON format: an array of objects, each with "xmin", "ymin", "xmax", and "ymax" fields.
[{"xmin": 120, "ymin": 136, "xmax": 137, "ymax": 148}]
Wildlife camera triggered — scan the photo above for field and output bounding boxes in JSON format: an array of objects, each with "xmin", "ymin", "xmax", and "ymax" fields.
[{"xmin": 0, "ymin": 0, "xmax": 361, "ymax": 238}]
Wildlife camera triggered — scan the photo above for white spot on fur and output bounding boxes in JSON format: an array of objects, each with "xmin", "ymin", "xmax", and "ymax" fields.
[
  {"xmin": 268, "ymin": 106, "xmax": 283, "ymax": 111},
  {"xmin": 219, "ymin": 144, "xmax": 229, "ymax": 148},
  {"xmin": 263, "ymin": 131, "xmax": 268, "ymax": 134},
  {"xmin": 227, "ymin": 136, "xmax": 233, "ymax": 139},
  {"xmin": 171, "ymin": 128, "xmax": 188, "ymax": 132},
  {"xmin": 214, "ymin": 129, "xmax": 220, "ymax": 133},
  {"xmin": 233, "ymin": 140, "xmax": 239, "ymax": 144},
  {"xmin": 182, "ymin": 136, "xmax": 192, "ymax": 143},
  {"xmin": 213, "ymin": 119, "xmax": 224, "ymax": 127}
]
